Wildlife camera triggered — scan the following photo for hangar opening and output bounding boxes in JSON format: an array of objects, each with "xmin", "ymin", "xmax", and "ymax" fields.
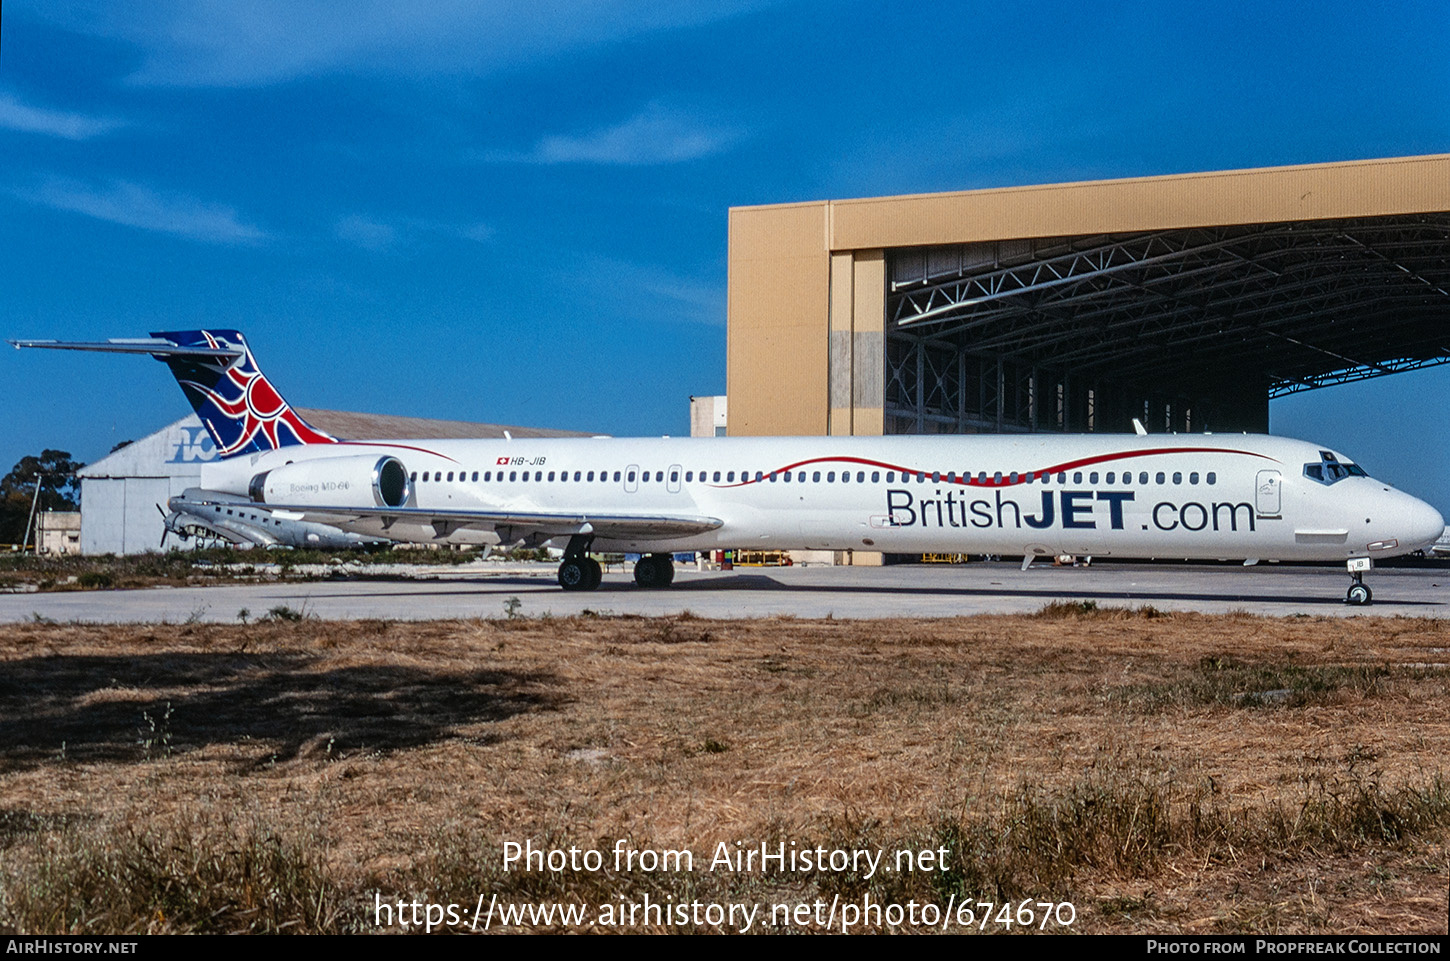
[{"xmin": 883, "ymin": 214, "xmax": 1450, "ymax": 436}]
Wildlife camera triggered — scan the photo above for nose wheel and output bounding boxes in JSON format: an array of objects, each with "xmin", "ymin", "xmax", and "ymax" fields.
[{"xmin": 1345, "ymin": 558, "xmax": 1373, "ymax": 606}]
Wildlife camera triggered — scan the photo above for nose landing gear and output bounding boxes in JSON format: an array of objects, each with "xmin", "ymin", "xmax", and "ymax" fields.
[{"xmin": 1346, "ymin": 557, "xmax": 1373, "ymax": 606}]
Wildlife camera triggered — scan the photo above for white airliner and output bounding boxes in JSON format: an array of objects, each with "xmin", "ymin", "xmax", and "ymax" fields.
[{"xmin": 11, "ymin": 330, "xmax": 1444, "ymax": 604}]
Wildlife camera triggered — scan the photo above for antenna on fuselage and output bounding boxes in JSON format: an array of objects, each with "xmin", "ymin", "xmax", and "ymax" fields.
[{"xmin": 1131, "ymin": 418, "xmax": 1148, "ymax": 436}]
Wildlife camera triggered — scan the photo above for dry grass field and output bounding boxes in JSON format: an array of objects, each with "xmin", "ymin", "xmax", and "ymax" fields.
[
  {"xmin": 1, "ymin": 605, "xmax": 1448, "ymax": 934},
  {"xmin": 0, "ymin": 546, "xmax": 489, "ymax": 594}
]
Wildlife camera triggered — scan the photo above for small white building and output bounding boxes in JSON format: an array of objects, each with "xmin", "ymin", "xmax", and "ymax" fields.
[
  {"xmin": 36, "ymin": 511, "xmax": 82, "ymax": 555},
  {"xmin": 689, "ymin": 395, "xmax": 727, "ymax": 438}
]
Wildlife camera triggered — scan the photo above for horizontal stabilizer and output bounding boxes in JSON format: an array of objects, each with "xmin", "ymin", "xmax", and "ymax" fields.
[{"xmin": 8, "ymin": 337, "xmax": 242, "ymax": 360}]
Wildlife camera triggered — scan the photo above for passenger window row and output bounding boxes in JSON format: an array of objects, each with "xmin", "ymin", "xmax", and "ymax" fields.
[
  {"xmin": 405, "ymin": 467, "xmax": 1220, "ymax": 486},
  {"xmin": 221, "ymin": 506, "xmax": 284, "ymax": 527}
]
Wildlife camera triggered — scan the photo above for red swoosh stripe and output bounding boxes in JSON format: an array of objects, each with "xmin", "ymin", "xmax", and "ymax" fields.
[
  {"xmin": 707, "ymin": 447, "xmax": 1277, "ymax": 489},
  {"xmin": 335, "ymin": 441, "xmax": 461, "ymax": 463}
]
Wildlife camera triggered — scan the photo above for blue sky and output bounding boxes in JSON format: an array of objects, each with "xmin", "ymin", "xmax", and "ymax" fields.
[{"xmin": 3, "ymin": 1, "xmax": 1449, "ymax": 509}]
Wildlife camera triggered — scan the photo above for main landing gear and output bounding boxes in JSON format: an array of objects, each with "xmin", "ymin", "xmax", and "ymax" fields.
[
  {"xmin": 557, "ymin": 534, "xmax": 603, "ymax": 592},
  {"xmin": 1346, "ymin": 557, "xmax": 1373, "ymax": 606},
  {"xmin": 633, "ymin": 553, "xmax": 675, "ymax": 589},
  {"xmin": 556, "ymin": 541, "xmax": 676, "ymax": 592}
]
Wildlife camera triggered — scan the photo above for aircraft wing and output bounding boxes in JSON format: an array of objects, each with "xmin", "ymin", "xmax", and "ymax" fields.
[{"xmin": 253, "ymin": 503, "xmax": 724, "ymax": 542}]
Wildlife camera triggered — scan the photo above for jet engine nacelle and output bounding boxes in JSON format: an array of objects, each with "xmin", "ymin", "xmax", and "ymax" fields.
[{"xmin": 248, "ymin": 455, "xmax": 411, "ymax": 508}]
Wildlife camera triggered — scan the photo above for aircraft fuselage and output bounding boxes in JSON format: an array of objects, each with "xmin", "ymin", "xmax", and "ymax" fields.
[{"xmin": 202, "ymin": 432, "xmax": 1444, "ymax": 563}]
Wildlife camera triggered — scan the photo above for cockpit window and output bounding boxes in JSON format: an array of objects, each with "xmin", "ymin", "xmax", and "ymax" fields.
[{"xmin": 1304, "ymin": 452, "xmax": 1368, "ymax": 485}]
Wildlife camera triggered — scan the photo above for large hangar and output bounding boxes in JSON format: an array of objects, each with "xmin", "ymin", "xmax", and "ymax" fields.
[{"xmin": 727, "ymin": 154, "xmax": 1450, "ymax": 441}]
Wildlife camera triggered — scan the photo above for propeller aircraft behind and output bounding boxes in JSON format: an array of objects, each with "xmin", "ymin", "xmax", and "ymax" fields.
[{"xmin": 159, "ymin": 489, "xmax": 385, "ymax": 550}]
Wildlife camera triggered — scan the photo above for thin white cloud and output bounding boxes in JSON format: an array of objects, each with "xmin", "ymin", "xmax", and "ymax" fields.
[
  {"xmin": 21, "ymin": 177, "xmax": 265, "ymax": 244},
  {"xmin": 457, "ymin": 222, "xmax": 494, "ymax": 244},
  {"xmin": 34, "ymin": 1, "xmax": 772, "ymax": 88},
  {"xmin": 334, "ymin": 214, "xmax": 397, "ymax": 251},
  {"xmin": 523, "ymin": 105, "xmax": 742, "ymax": 166},
  {"xmin": 0, "ymin": 92, "xmax": 124, "ymax": 140},
  {"xmin": 570, "ymin": 256, "xmax": 724, "ymax": 327},
  {"xmin": 333, "ymin": 212, "xmax": 495, "ymax": 250}
]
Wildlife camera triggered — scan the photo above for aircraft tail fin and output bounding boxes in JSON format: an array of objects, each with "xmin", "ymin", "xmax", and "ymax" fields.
[
  {"xmin": 148, "ymin": 330, "xmax": 337, "ymax": 456},
  {"xmin": 9, "ymin": 329, "xmax": 337, "ymax": 457}
]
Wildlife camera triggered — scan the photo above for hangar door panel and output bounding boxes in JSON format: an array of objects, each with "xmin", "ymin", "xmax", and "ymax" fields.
[
  {"xmin": 124, "ymin": 478, "xmax": 171, "ymax": 554},
  {"xmin": 81, "ymin": 479, "xmax": 126, "ymax": 555}
]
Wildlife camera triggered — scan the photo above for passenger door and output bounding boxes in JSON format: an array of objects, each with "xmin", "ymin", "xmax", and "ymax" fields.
[{"xmin": 1255, "ymin": 469, "xmax": 1282, "ymax": 516}]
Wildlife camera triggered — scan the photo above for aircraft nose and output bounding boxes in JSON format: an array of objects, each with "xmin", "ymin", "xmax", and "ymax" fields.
[{"xmin": 1406, "ymin": 498, "xmax": 1446, "ymax": 551}]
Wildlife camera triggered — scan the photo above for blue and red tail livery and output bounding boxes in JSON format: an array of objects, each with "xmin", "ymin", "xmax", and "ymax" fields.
[{"xmin": 151, "ymin": 329, "xmax": 337, "ymax": 457}]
